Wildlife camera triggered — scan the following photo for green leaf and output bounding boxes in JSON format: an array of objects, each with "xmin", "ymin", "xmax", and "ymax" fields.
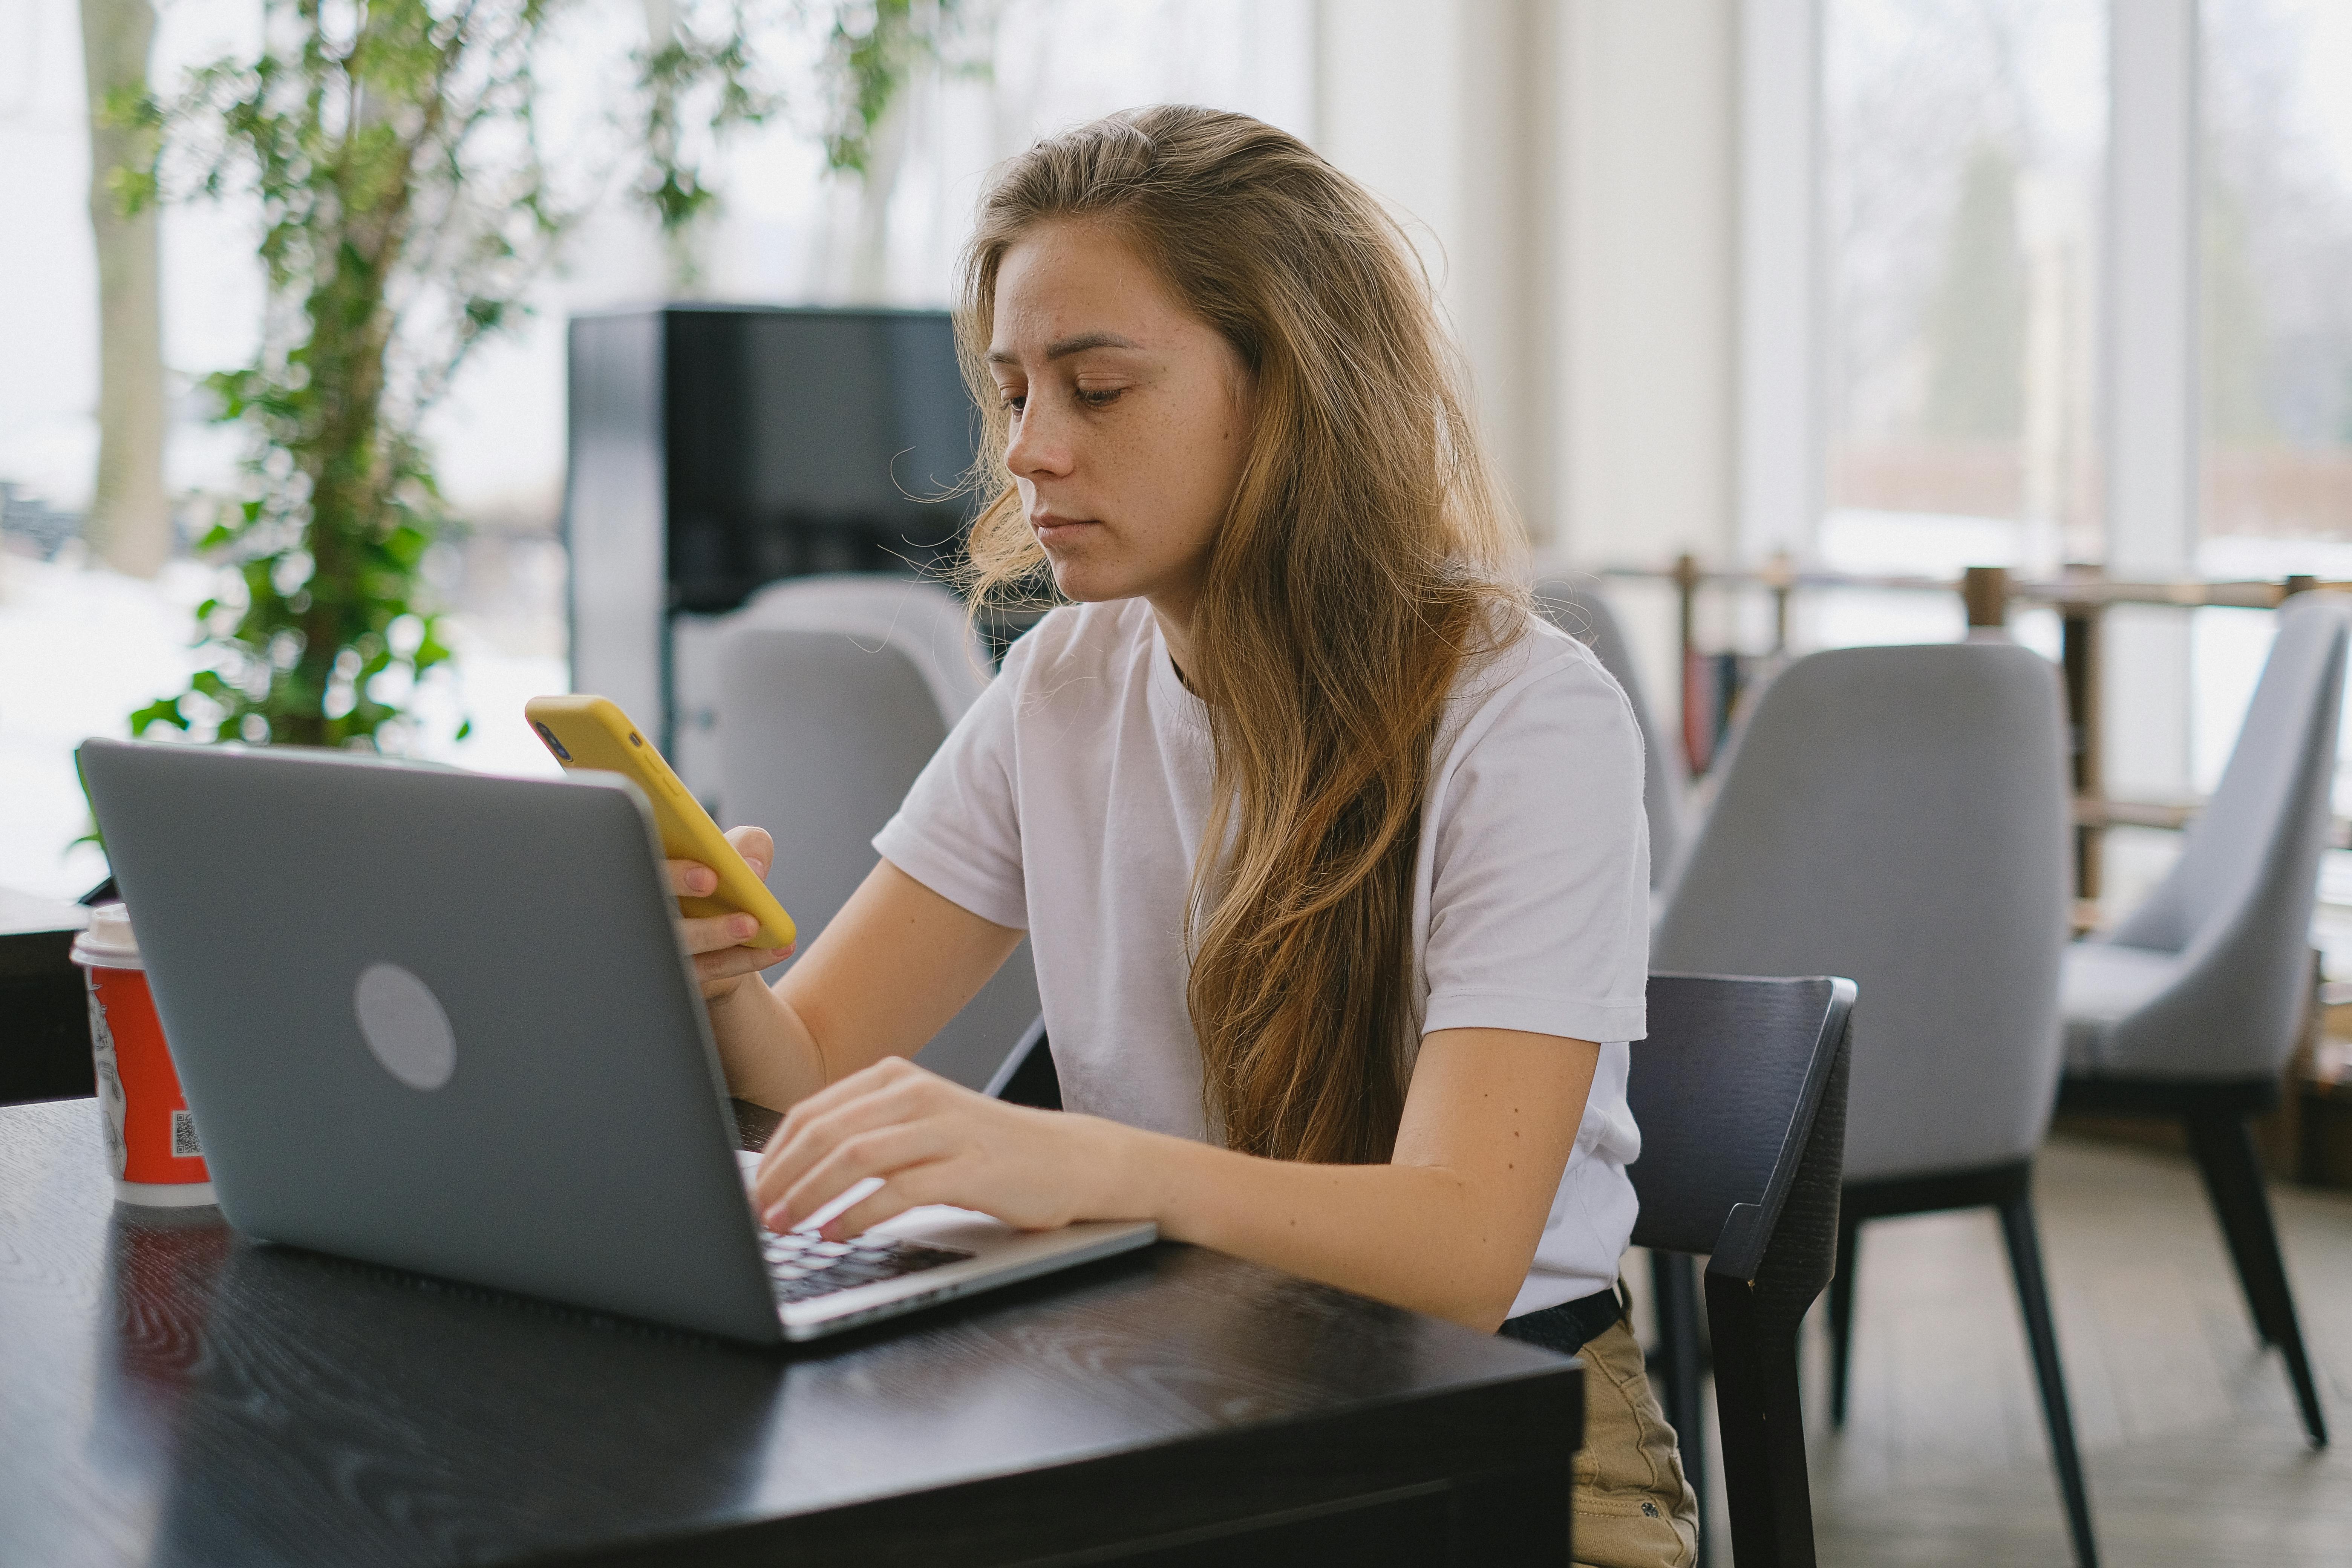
[{"xmin": 129, "ymin": 697, "xmax": 188, "ymax": 736}]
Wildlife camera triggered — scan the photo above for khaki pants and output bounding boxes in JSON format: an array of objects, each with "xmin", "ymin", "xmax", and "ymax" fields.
[{"xmin": 1570, "ymin": 1319, "xmax": 1700, "ymax": 1568}]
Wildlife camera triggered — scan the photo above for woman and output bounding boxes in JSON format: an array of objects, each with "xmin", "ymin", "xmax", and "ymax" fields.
[{"xmin": 679, "ymin": 106, "xmax": 1695, "ymax": 1566}]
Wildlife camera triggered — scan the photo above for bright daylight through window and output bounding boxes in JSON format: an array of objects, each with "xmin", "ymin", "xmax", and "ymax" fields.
[
  {"xmin": 1820, "ymin": 0, "xmax": 2106, "ymax": 625},
  {"xmin": 0, "ymin": 0, "xmax": 1309, "ymax": 900}
]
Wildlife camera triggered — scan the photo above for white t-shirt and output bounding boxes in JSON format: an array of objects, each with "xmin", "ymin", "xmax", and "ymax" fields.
[{"xmin": 873, "ymin": 597, "xmax": 1650, "ymax": 1315}]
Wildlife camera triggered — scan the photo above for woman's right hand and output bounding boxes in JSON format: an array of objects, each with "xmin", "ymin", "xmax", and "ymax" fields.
[{"xmin": 669, "ymin": 825, "xmax": 795, "ymax": 1000}]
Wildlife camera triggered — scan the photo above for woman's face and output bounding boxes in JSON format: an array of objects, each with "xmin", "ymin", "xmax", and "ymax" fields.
[{"xmin": 986, "ymin": 219, "xmax": 1253, "ymax": 619}]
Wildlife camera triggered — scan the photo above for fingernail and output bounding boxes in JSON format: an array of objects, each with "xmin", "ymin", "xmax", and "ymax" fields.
[
  {"xmin": 695, "ymin": 870, "xmax": 717, "ymax": 893},
  {"xmin": 733, "ymin": 914, "xmax": 756, "ymax": 937},
  {"xmin": 762, "ymin": 1202, "xmax": 792, "ymax": 1230}
]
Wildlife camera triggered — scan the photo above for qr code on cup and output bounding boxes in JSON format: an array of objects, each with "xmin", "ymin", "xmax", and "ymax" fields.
[{"xmin": 172, "ymin": 1110, "xmax": 202, "ymax": 1160}]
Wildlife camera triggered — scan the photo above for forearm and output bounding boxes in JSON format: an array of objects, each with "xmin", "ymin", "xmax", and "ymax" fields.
[
  {"xmin": 1098, "ymin": 1122, "xmax": 1544, "ymax": 1332},
  {"xmin": 747, "ymin": 1027, "xmax": 1591, "ymax": 1331},
  {"xmin": 700, "ymin": 860, "xmax": 1026, "ymax": 1113},
  {"xmin": 705, "ymin": 977, "xmax": 832, "ymax": 1111}
]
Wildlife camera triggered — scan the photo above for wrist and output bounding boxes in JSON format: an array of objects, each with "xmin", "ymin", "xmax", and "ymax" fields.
[
  {"xmin": 1072, "ymin": 1113, "xmax": 1195, "ymax": 1229},
  {"xmin": 706, "ymin": 978, "xmax": 801, "ymax": 1109}
]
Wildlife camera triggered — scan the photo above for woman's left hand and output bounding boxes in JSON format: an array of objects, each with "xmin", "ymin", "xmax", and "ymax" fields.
[{"xmin": 749, "ymin": 1057, "xmax": 1132, "ymax": 1239}]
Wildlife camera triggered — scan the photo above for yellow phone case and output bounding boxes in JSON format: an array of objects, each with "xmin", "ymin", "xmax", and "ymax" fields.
[{"xmin": 523, "ymin": 695, "xmax": 796, "ymax": 951}]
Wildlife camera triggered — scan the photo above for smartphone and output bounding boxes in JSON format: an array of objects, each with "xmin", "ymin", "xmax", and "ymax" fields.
[{"xmin": 523, "ymin": 695, "xmax": 796, "ymax": 951}]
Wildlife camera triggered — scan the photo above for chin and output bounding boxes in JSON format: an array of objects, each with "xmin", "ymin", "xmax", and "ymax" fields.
[{"xmin": 1043, "ymin": 556, "xmax": 1144, "ymax": 606}]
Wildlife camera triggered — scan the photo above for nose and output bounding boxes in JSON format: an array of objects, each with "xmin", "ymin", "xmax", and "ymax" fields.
[{"xmin": 1004, "ymin": 395, "xmax": 1075, "ymax": 482}]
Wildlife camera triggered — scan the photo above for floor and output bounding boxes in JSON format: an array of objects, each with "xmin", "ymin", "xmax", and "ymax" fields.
[{"xmin": 1645, "ymin": 1134, "xmax": 2352, "ymax": 1566}]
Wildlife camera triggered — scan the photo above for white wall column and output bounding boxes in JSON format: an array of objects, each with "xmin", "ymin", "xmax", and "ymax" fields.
[
  {"xmin": 1554, "ymin": 1, "xmax": 1739, "ymax": 706},
  {"xmin": 1313, "ymin": 0, "xmax": 1566, "ymax": 542},
  {"xmin": 1315, "ymin": 1, "xmax": 1741, "ymax": 702},
  {"xmin": 1555, "ymin": 0, "xmax": 1739, "ymax": 569},
  {"xmin": 1735, "ymin": 0, "xmax": 1822, "ymax": 566},
  {"xmin": 2102, "ymin": 0, "xmax": 2199, "ymax": 800}
]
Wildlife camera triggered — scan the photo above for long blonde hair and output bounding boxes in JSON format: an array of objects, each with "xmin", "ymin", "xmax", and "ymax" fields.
[{"xmin": 956, "ymin": 107, "xmax": 1528, "ymax": 1164}]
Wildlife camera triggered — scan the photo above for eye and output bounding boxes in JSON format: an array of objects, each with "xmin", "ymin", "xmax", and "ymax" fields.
[
  {"xmin": 998, "ymin": 389, "xmax": 1026, "ymax": 414},
  {"xmin": 1077, "ymin": 386, "xmax": 1124, "ymax": 409}
]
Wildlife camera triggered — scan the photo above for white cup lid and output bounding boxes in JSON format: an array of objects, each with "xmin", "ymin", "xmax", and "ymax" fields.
[{"xmin": 70, "ymin": 903, "xmax": 141, "ymax": 968}]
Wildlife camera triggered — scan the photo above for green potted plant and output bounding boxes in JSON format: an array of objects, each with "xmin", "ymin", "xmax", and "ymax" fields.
[{"xmin": 124, "ymin": 0, "xmax": 966, "ymax": 751}]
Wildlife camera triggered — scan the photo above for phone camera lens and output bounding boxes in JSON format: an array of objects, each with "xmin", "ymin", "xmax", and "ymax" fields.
[{"xmin": 533, "ymin": 722, "xmax": 572, "ymax": 762}]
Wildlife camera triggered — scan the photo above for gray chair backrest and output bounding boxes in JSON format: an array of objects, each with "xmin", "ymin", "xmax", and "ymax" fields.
[
  {"xmin": 2092, "ymin": 591, "xmax": 2352, "ymax": 1078},
  {"xmin": 1652, "ymin": 643, "xmax": 2071, "ymax": 1184},
  {"xmin": 1534, "ymin": 577, "xmax": 1686, "ymax": 887},
  {"xmin": 1630, "ymin": 974, "xmax": 1853, "ymax": 1315},
  {"xmin": 714, "ymin": 590, "xmax": 1040, "ymax": 1091},
  {"xmin": 729, "ymin": 573, "xmax": 992, "ymax": 726},
  {"xmin": 719, "ymin": 630, "xmax": 950, "ymax": 938}
]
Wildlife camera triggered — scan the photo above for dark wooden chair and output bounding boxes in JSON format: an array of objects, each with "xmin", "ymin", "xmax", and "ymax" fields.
[
  {"xmin": 992, "ymin": 975, "xmax": 1853, "ymax": 1568},
  {"xmin": 984, "ymin": 1015, "xmax": 1061, "ymax": 1110},
  {"xmin": 1637, "ymin": 974, "xmax": 1853, "ymax": 1568}
]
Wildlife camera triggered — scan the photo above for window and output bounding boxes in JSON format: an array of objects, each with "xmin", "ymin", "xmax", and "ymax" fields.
[
  {"xmin": 1821, "ymin": 0, "xmax": 2109, "ymax": 583},
  {"xmin": 2200, "ymin": 0, "xmax": 2352, "ymax": 548}
]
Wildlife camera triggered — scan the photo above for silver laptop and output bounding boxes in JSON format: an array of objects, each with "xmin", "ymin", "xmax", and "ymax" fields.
[{"xmin": 78, "ymin": 738, "xmax": 1153, "ymax": 1345}]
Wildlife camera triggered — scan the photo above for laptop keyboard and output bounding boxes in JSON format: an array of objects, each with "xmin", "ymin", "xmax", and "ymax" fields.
[{"xmin": 759, "ymin": 1228, "xmax": 974, "ymax": 1304}]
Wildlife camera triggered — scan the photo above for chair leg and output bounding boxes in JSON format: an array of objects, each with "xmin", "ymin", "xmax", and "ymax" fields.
[
  {"xmin": 2189, "ymin": 1114, "xmax": 2278, "ymax": 1350},
  {"xmin": 1997, "ymin": 1194, "xmax": 2098, "ymax": 1568},
  {"xmin": 1650, "ymin": 1250, "xmax": 1711, "ymax": 1567},
  {"xmin": 1705, "ymin": 1271, "xmax": 1816, "ymax": 1568},
  {"xmin": 1827, "ymin": 1216, "xmax": 1859, "ymax": 1428},
  {"xmin": 2182, "ymin": 1112, "xmax": 2330, "ymax": 1447}
]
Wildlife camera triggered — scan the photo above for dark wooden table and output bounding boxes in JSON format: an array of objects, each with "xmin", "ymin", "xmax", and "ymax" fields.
[
  {"xmin": 0, "ymin": 886, "xmax": 91, "ymax": 1104},
  {"xmin": 0, "ymin": 1096, "xmax": 1581, "ymax": 1566}
]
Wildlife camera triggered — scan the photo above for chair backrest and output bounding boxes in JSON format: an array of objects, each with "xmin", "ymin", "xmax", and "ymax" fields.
[
  {"xmin": 729, "ymin": 573, "xmax": 992, "ymax": 724},
  {"xmin": 990, "ymin": 979, "xmax": 1855, "ymax": 1320},
  {"xmin": 1629, "ymin": 974, "xmax": 1853, "ymax": 1320},
  {"xmin": 1534, "ymin": 577, "xmax": 1687, "ymax": 887},
  {"xmin": 2096, "ymin": 591, "xmax": 2352, "ymax": 1077},
  {"xmin": 985, "ymin": 1018, "xmax": 1063, "ymax": 1110},
  {"xmin": 714, "ymin": 594, "xmax": 1040, "ymax": 1091},
  {"xmin": 1651, "ymin": 642, "xmax": 2071, "ymax": 1184},
  {"xmin": 718, "ymin": 629, "xmax": 952, "ymax": 941}
]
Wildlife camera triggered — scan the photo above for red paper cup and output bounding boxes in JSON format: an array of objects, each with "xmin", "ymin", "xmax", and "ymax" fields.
[{"xmin": 72, "ymin": 905, "xmax": 214, "ymax": 1207}]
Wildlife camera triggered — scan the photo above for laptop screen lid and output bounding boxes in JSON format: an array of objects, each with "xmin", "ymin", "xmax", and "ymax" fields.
[{"xmin": 77, "ymin": 738, "xmax": 784, "ymax": 1344}]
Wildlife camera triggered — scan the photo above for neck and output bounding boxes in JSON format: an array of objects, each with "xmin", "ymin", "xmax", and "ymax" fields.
[{"xmin": 1149, "ymin": 593, "xmax": 1199, "ymax": 686}]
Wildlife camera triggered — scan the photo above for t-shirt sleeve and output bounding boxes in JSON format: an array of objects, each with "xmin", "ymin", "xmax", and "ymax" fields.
[
  {"xmin": 870, "ymin": 645, "xmax": 1029, "ymax": 931},
  {"xmin": 1418, "ymin": 643, "xmax": 1651, "ymax": 1044}
]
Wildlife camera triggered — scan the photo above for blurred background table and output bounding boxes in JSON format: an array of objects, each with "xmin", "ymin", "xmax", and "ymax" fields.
[
  {"xmin": 0, "ymin": 1096, "xmax": 1580, "ymax": 1567},
  {"xmin": 0, "ymin": 886, "xmax": 89, "ymax": 1104}
]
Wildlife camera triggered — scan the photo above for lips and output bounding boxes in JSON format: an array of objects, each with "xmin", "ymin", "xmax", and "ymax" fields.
[{"xmin": 1031, "ymin": 515, "xmax": 1099, "ymax": 544}]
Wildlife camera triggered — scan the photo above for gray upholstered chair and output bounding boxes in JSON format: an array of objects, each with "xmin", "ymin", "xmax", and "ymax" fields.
[
  {"xmin": 2059, "ymin": 590, "xmax": 2350, "ymax": 1449},
  {"xmin": 723, "ymin": 572, "xmax": 993, "ymax": 727},
  {"xmin": 1534, "ymin": 576, "xmax": 1688, "ymax": 888},
  {"xmin": 713, "ymin": 575, "xmax": 1041, "ymax": 1091},
  {"xmin": 1652, "ymin": 642, "xmax": 2096, "ymax": 1568}
]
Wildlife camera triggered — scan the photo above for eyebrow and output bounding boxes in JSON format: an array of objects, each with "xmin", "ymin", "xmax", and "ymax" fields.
[{"xmin": 986, "ymin": 331, "xmax": 1143, "ymax": 365}]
